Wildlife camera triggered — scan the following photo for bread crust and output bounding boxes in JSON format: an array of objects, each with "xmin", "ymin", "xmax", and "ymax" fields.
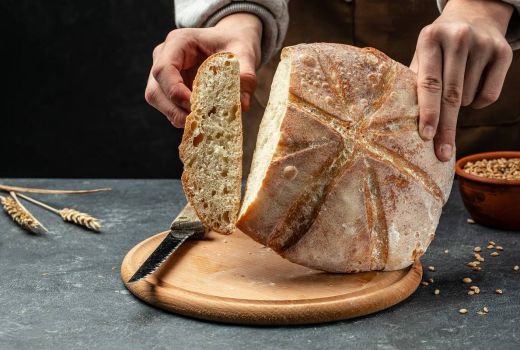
[
  {"xmin": 179, "ymin": 52, "xmax": 242, "ymax": 234},
  {"xmin": 237, "ymin": 44, "xmax": 454, "ymax": 272}
]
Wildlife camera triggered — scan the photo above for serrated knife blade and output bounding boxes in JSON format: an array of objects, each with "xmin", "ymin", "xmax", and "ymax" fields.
[{"xmin": 127, "ymin": 204, "xmax": 205, "ymax": 284}]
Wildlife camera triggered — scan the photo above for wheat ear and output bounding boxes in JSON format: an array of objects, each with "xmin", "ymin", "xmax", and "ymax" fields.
[
  {"xmin": 1, "ymin": 193, "xmax": 47, "ymax": 234},
  {"xmin": 16, "ymin": 193, "xmax": 101, "ymax": 232},
  {"xmin": 59, "ymin": 208, "xmax": 101, "ymax": 232}
]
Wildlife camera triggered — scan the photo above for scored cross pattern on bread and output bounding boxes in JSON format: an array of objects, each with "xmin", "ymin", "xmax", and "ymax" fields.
[
  {"xmin": 237, "ymin": 44, "xmax": 454, "ymax": 272},
  {"xmin": 179, "ymin": 52, "xmax": 242, "ymax": 235}
]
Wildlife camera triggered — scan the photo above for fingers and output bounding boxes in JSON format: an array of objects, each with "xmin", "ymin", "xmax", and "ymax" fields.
[
  {"xmin": 226, "ymin": 45, "xmax": 258, "ymax": 112},
  {"xmin": 471, "ymin": 41, "xmax": 512, "ymax": 109},
  {"xmin": 416, "ymin": 27, "xmax": 443, "ymax": 143},
  {"xmin": 145, "ymin": 71, "xmax": 189, "ymax": 128},
  {"xmin": 461, "ymin": 49, "xmax": 489, "ymax": 107},
  {"xmin": 434, "ymin": 26, "xmax": 469, "ymax": 162},
  {"xmin": 239, "ymin": 72, "xmax": 256, "ymax": 112},
  {"xmin": 151, "ymin": 31, "xmax": 200, "ymax": 112}
]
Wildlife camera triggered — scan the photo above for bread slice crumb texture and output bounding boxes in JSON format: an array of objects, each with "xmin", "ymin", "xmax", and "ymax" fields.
[{"xmin": 179, "ymin": 53, "xmax": 242, "ymax": 234}]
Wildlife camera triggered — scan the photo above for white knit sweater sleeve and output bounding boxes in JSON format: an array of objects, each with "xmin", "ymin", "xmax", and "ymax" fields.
[
  {"xmin": 174, "ymin": 0, "xmax": 289, "ymax": 64},
  {"xmin": 437, "ymin": 0, "xmax": 520, "ymax": 50}
]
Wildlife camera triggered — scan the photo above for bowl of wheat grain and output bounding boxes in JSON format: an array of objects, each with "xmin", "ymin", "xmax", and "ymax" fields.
[{"xmin": 455, "ymin": 151, "xmax": 520, "ymax": 230}]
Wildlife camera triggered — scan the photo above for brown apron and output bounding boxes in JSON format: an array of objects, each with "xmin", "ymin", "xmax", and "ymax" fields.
[{"xmin": 243, "ymin": 0, "xmax": 520, "ymax": 174}]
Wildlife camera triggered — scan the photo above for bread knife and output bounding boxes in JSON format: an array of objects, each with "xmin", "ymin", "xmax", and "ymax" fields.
[{"xmin": 127, "ymin": 204, "xmax": 205, "ymax": 284}]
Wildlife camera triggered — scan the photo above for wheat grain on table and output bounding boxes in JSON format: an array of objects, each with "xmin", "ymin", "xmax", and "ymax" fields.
[{"xmin": 0, "ymin": 178, "xmax": 519, "ymax": 350}]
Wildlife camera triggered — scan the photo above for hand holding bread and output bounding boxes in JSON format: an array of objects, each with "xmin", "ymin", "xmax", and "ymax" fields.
[
  {"xmin": 145, "ymin": 13, "xmax": 262, "ymax": 127},
  {"xmin": 410, "ymin": 0, "xmax": 513, "ymax": 161}
]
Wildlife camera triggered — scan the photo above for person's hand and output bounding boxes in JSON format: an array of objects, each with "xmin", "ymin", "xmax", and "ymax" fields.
[
  {"xmin": 145, "ymin": 13, "xmax": 262, "ymax": 127},
  {"xmin": 410, "ymin": 0, "xmax": 514, "ymax": 161}
]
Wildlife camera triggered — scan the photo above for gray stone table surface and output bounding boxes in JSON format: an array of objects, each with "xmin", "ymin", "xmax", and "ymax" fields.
[{"xmin": 0, "ymin": 178, "xmax": 519, "ymax": 350}]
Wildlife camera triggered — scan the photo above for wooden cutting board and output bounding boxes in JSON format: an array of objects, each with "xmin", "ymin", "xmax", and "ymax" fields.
[{"xmin": 121, "ymin": 228, "xmax": 422, "ymax": 325}]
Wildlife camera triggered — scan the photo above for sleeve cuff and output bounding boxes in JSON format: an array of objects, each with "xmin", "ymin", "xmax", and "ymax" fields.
[{"xmin": 203, "ymin": 2, "xmax": 288, "ymax": 65}]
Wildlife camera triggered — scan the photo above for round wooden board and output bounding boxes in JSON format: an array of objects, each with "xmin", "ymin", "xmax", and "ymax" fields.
[{"xmin": 121, "ymin": 230, "xmax": 422, "ymax": 325}]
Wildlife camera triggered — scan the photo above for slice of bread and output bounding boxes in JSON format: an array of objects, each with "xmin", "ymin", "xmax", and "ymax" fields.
[{"xmin": 179, "ymin": 52, "xmax": 242, "ymax": 234}]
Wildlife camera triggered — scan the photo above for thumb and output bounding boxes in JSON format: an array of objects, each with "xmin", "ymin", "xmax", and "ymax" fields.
[
  {"xmin": 409, "ymin": 51, "xmax": 418, "ymax": 73},
  {"xmin": 234, "ymin": 50, "xmax": 257, "ymax": 112}
]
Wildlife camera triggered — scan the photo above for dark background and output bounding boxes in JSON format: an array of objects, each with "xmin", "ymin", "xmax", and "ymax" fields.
[
  {"xmin": 2, "ymin": 0, "xmax": 183, "ymax": 178},
  {"xmin": 1, "ymin": 1, "xmax": 518, "ymax": 179}
]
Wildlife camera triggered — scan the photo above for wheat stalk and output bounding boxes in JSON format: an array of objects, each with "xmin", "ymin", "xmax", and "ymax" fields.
[
  {"xmin": 16, "ymin": 193, "xmax": 101, "ymax": 232},
  {"xmin": 0, "ymin": 184, "xmax": 111, "ymax": 195},
  {"xmin": 1, "ymin": 193, "xmax": 47, "ymax": 234}
]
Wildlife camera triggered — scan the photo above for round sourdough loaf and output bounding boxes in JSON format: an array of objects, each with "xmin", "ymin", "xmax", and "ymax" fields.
[{"xmin": 237, "ymin": 43, "xmax": 454, "ymax": 272}]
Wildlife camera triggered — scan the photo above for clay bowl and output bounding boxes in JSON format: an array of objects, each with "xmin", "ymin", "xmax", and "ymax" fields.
[{"xmin": 455, "ymin": 151, "xmax": 520, "ymax": 231}]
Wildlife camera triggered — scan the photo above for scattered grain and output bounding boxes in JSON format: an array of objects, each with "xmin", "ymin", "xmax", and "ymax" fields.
[
  {"xmin": 467, "ymin": 218, "xmax": 475, "ymax": 224},
  {"xmin": 496, "ymin": 246, "xmax": 504, "ymax": 251},
  {"xmin": 463, "ymin": 277, "xmax": 472, "ymax": 284},
  {"xmin": 470, "ymin": 286, "xmax": 481, "ymax": 294},
  {"xmin": 514, "ymin": 265, "xmax": 520, "ymax": 271},
  {"xmin": 495, "ymin": 289, "xmax": 503, "ymax": 295},
  {"xmin": 487, "ymin": 245, "xmax": 494, "ymax": 249},
  {"xmin": 489, "ymin": 241, "xmax": 496, "ymax": 246},
  {"xmin": 490, "ymin": 252, "xmax": 499, "ymax": 257},
  {"xmin": 421, "ymin": 281, "xmax": 429, "ymax": 286},
  {"xmin": 434, "ymin": 289, "xmax": 440, "ymax": 295},
  {"xmin": 477, "ymin": 307, "xmax": 489, "ymax": 315},
  {"xmin": 468, "ymin": 291, "xmax": 475, "ymax": 295},
  {"xmin": 473, "ymin": 246, "xmax": 482, "ymax": 252},
  {"xmin": 428, "ymin": 266, "xmax": 435, "ymax": 272},
  {"xmin": 459, "ymin": 308, "xmax": 468, "ymax": 314},
  {"xmin": 444, "ymin": 249, "xmax": 449, "ymax": 254},
  {"xmin": 428, "ymin": 278, "xmax": 434, "ymax": 284}
]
